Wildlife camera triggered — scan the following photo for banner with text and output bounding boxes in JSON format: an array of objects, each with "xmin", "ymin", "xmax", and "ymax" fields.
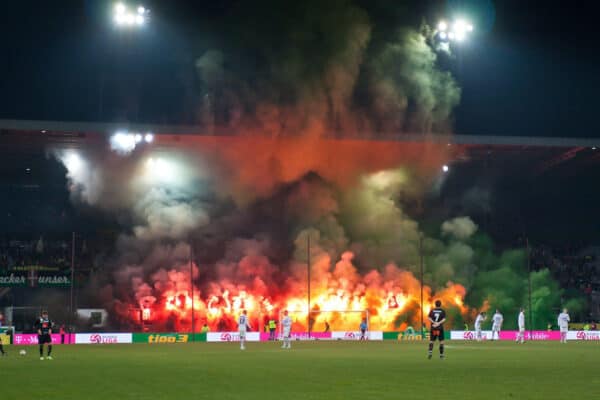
[
  {"xmin": 450, "ymin": 330, "xmax": 599, "ymax": 341},
  {"xmin": 259, "ymin": 332, "xmax": 332, "ymax": 341},
  {"xmin": 567, "ymin": 331, "xmax": 600, "ymax": 341},
  {"xmin": 0, "ymin": 272, "xmax": 71, "ymax": 287},
  {"xmin": 13, "ymin": 333, "xmax": 75, "ymax": 345},
  {"xmin": 383, "ymin": 331, "xmax": 450, "ymax": 340},
  {"xmin": 331, "ymin": 331, "xmax": 383, "ymax": 340},
  {"xmin": 75, "ymin": 333, "xmax": 132, "ymax": 344},
  {"xmin": 206, "ymin": 332, "xmax": 260, "ymax": 342},
  {"xmin": 132, "ymin": 333, "xmax": 210, "ymax": 343}
]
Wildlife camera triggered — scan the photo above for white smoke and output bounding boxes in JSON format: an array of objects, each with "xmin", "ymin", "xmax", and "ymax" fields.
[
  {"xmin": 53, "ymin": 150, "xmax": 103, "ymax": 204},
  {"xmin": 53, "ymin": 147, "xmax": 212, "ymax": 242},
  {"xmin": 441, "ymin": 216, "xmax": 478, "ymax": 240}
]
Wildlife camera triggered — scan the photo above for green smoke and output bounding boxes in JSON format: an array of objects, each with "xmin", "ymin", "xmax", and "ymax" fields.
[
  {"xmin": 194, "ymin": 1, "xmax": 460, "ymax": 135},
  {"xmin": 286, "ymin": 169, "xmax": 585, "ymax": 329}
]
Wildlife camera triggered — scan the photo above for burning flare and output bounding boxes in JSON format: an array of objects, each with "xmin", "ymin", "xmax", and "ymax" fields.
[{"xmin": 136, "ymin": 251, "xmax": 468, "ymax": 332}]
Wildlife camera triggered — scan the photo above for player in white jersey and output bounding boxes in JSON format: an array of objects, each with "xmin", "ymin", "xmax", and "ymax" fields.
[
  {"xmin": 238, "ymin": 310, "xmax": 251, "ymax": 350},
  {"xmin": 516, "ymin": 308, "xmax": 525, "ymax": 344},
  {"xmin": 280, "ymin": 310, "xmax": 292, "ymax": 349},
  {"xmin": 474, "ymin": 312, "xmax": 486, "ymax": 341},
  {"xmin": 557, "ymin": 308, "xmax": 570, "ymax": 343},
  {"xmin": 491, "ymin": 309, "xmax": 503, "ymax": 340}
]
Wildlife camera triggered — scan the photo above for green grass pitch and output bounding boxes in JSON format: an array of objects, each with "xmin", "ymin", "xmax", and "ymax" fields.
[{"xmin": 1, "ymin": 341, "xmax": 598, "ymax": 399}]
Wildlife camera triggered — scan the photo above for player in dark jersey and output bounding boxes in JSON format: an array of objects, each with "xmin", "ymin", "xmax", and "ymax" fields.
[
  {"xmin": 427, "ymin": 300, "xmax": 446, "ymax": 359},
  {"xmin": 34, "ymin": 311, "xmax": 54, "ymax": 360}
]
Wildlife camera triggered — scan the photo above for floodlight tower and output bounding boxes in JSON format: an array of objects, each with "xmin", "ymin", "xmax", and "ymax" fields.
[{"xmin": 99, "ymin": 3, "xmax": 150, "ymax": 120}]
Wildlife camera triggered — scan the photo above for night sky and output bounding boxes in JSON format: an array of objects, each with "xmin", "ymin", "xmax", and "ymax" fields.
[{"xmin": 1, "ymin": 0, "xmax": 599, "ymax": 138}]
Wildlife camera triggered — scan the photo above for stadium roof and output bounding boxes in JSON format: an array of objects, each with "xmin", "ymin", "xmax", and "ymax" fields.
[{"xmin": 1, "ymin": 119, "xmax": 599, "ymax": 148}]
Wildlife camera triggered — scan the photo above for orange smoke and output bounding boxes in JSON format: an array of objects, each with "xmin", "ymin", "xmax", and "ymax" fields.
[
  {"xmin": 142, "ymin": 251, "xmax": 468, "ymax": 332},
  {"xmin": 156, "ymin": 134, "xmax": 456, "ymax": 203},
  {"xmin": 126, "ymin": 135, "xmax": 467, "ymax": 331}
]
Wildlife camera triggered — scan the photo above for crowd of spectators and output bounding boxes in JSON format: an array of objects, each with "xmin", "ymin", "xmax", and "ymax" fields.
[
  {"xmin": 531, "ymin": 245, "xmax": 600, "ymax": 291},
  {"xmin": 0, "ymin": 236, "xmax": 88, "ymax": 271},
  {"xmin": 531, "ymin": 244, "xmax": 600, "ymax": 320}
]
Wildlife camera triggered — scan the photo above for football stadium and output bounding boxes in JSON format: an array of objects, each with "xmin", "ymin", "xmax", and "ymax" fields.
[{"xmin": 1, "ymin": 2, "xmax": 599, "ymax": 399}]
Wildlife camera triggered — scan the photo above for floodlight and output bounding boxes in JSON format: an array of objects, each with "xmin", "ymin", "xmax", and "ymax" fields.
[
  {"xmin": 115, "ymin": 3, "xmax": 126, "ymax": 15},
  {"xmin": 110, "ymin": 132, "xmax": 137, "ymax": 154},
  {"xmin": 125, "ymin": 13, "xmax": 136, "ymax": 25},
  {"xmin": 437, "ymin": 18, "xmax": 474, "ymax": 43},
  {"xmin": 114, "ymin": 3, "xmax": 148, "ymax": 28},
  {"xmin": 454, "ymin": 20, "xmax": 467, "ymax": 33}
]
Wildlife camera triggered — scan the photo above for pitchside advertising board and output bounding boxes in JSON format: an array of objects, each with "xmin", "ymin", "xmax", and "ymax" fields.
[
  {"xmin": 451, "ymin": 330, "xmax": 600, "ymax": 341},
  {"xmin": 13, "ymin": 334, "xmax": 75, "ymax": 345},
  {"xmin": 133, "ymin": 333, "xmax": 189, "ymax": 343},
  {"xmin": 259, "ymin": 332, "xmax": 333, "ymax": 341},
  {"xmin": 75, "ymin": 333, "xmax": 132, "ymax": 344},
  {"xmin": 567, "ymin": 331, "xmax": 600, "ymax": 341},
  {"xmin": 331, "ymin": 331, "xmax": 384, "ymax": 340},
  {"xmin": 207, "ymin": 331, "xmax": 384, "ymax": 342},
  {"xmin": 207, "ymin": 332, "xmax": 261, "ymax": 342},
  {"xmin": 132, "ymin": 333, "xmax": 208, "ymax": 343},
  {"xmin": 0, "ymin": 333, "xmax": 9, "ymax": 345}
]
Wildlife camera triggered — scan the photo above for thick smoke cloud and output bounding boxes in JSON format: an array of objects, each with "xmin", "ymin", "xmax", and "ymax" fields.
[
  {"xmin": 195, "ymin": 0, "xmax": 460, "ymax": 136},
  {"xmin": 441, "ymin": 217, "xmax": 478, "ymax": 240},
  {"xmin": 49, "ymin": 2, "xmax": 581, "ymax": 331}
]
